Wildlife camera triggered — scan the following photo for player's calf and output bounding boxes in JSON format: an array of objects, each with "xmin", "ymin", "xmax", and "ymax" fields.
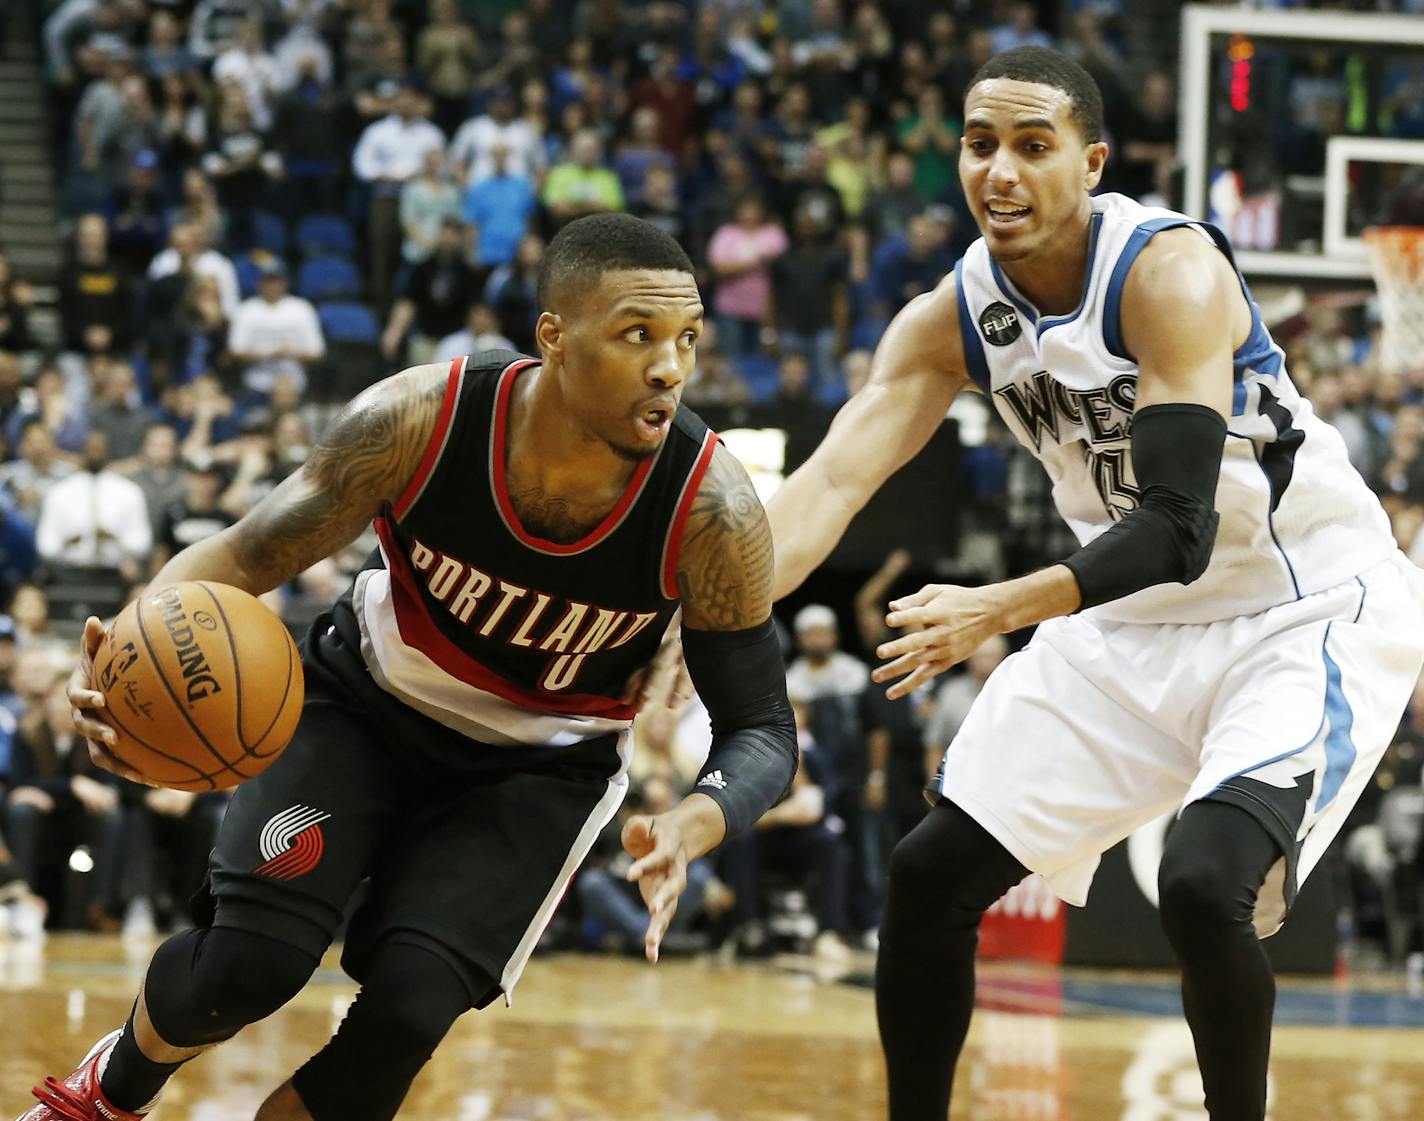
[
  {"xmin": 291, "ymin": 942, "xmax": 476, "ymax": 1121},
  {"xmin": 877, "ymin": 802, "xmax": 1028, "ymax": 1120},
  {"xmin": 97, "ymin": 927, "xmax": 318, "ymax": 1115},
  {"xmin": 1158, "ymin": 800, "xmax": 1279, "ymax": 1121},
  {"xmin": 254, "ymin": 1080, "xmax": 313, "ymax": 1121}
]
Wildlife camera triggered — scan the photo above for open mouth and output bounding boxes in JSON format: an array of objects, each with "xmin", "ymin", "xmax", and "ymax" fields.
[
  {"xmin": 634, "ymin": 405, "xmax": 673, "ymax": 440},
  {"xmin": 987, "ymin": 203, "xmax": 1032, "ymax": 228}
]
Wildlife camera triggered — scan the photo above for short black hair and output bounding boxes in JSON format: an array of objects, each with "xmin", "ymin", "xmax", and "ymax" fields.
[
  {"xmin": 967, "ymin": 47, "xmax": 1104, "ymax": 145},
  {"xmin": 539, "ymin": 214, "xmax": 695, "ymax": 311}
]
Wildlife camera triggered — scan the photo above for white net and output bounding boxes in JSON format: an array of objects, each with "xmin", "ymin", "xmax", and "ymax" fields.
[{"xmin": 1363, "ymin": 227, "xmax": 1424, "ymax": 376}]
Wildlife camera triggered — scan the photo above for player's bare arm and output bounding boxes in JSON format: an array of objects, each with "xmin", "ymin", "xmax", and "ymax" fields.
[
  {"xmin": 621, "ymin": 444, "xmax": 773, "ymax": 709},
  {"xmin": 1122, "ymin": 227, "xmax": 1246, "ymax": 414},
  {"xmin": 68, "ymin": 363, "xmax": 449, "ymax": 775},
  {"xmin": 157, "ymin": 362, "xmax": 450, "ymax": 594},
  {"xmin": 875, "ymin": 229, "xmax": 1241, "ymax": 698},
  {"xmin": 766, "ymin": 275, "xmax": 971, "ymax": 600},
  {"xmin": 623, "ymin": 443, "xmax": 797, "ymax": 963}
]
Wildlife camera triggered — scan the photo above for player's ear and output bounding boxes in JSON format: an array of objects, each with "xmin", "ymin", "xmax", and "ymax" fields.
[
  {"xmin": 1084, "ymin": 141, "xmax": 1109, "ymax": 191},
  {"xmin": 535, "ymin": 311, "xmax": 564, "ymax": 359}
]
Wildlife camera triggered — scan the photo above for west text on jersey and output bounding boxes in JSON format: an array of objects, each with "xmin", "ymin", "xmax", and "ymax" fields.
[{"xmin": 994, "ymin": 370, "xmax": 1137, "ymax": 451}]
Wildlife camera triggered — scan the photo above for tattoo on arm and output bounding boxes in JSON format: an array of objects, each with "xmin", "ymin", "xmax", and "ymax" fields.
[
  {"xmin": 677, "ymin": 443, "xmax": 774, "ymax": 630},
  {"xmin": 229, "ymin": 364, "xmax": 447, "ymax": 588}
]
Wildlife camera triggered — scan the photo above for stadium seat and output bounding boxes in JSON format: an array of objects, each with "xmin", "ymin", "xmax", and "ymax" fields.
[
  {"xmin": 296, "ymin": 214, "xmax": 358, "ymax": 258},
  {"xmin": 251, "ymin": 210, "xmax": 289, "ymax": 256},
  {"xmin": 299, "ymin": 256, "xmax": 362, "ymax": 302},
  {"xmin": 313, "ymin": 301, "xmax": 384, "ymax": 403},
  {"xmin": 317, "ymin": 301, "xmax": 380, "ymax": 343}
]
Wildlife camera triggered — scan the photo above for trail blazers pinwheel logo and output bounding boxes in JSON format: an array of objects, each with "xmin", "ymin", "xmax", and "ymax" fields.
[{"xmin": 254, "ymin": 805, "xmax": 331, "ymax": 880}]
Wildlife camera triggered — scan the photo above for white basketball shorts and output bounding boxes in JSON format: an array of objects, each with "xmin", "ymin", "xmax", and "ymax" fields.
[{"xmin": 934, "ymin": 553, "xmax": 1424, "ymax": 919}]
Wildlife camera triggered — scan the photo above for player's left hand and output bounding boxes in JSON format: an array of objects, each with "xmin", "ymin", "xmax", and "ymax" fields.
[
  {"xmin": 872, "ymin": 583, "xmax": 1001, "ymax": 699},
  {"xmin": 621, "ymin": 813, "xmax": 690, "ymax": 964}
]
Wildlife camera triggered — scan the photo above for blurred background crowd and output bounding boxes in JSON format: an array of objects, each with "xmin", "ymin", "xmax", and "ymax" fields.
[{"xmin": 0, "ymin": 0, "xmax": 1422, "ymax": 974}]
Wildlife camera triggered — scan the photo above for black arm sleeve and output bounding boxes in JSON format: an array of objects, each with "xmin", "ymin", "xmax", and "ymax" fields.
[
  {"xmin": 681, "ymin": 617, "xmax": 799, "ymax": 839},
  {"xmin": 1062, "ymin": 402, "xmax": 1227, "ymax": 610}
]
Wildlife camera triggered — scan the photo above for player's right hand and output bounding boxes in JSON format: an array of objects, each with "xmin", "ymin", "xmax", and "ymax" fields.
[{"xmin": 68, "ymin": 615, "xmax": 148, "ymax": 785}]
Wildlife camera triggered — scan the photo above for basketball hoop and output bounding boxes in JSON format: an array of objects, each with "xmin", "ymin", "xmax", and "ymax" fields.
[{"xmin": 1362, "ymin": 226, "xmax": 1424, "ymax": 375}]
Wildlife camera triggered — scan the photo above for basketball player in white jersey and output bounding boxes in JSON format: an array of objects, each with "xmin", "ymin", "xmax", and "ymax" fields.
[{"xmin": 767, "ymin": 47, "xmax": 1424, "ymax": 1120}]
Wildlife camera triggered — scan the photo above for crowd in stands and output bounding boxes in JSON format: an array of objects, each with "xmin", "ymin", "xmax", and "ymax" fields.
[{"xmin": 0, "ymin": 0, "xmax": 1421, "ymax": 969}]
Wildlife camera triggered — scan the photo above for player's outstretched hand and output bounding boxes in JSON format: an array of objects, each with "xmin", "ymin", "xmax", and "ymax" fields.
[
  {"xmin": 872, "ymin": 583, "xmax": 999, "ymax": 699},
  {"xmin": 67, "ymin": 615, "xmax": 148, "ymax": 785},
  {"xmin": 621, "ymin": 812, "xmax": 690, "ymax": 964}
]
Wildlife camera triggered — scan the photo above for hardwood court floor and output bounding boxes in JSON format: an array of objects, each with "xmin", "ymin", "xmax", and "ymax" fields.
[{"xmin": 2, "ymin": 935, "xmax": 1423, "ymax": 1120}]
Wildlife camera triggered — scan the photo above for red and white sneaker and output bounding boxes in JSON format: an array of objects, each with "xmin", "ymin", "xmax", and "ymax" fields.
[{"xmin": 16, "ymin": 1030, "xmax": 152, "ymax": 1121}]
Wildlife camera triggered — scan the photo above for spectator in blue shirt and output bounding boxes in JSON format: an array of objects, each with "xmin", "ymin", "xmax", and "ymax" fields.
[
  {"xmin": 143, "ymin": 11, "xmax": 197, "ymax": 81},
  {"xmin": 868, "ymin": 208, "xmax": 955, "ymax": 322},
  {"xmin": 614, "ymin": 107, "xmax": 676, "ymax": 207},
  {"xmin": 461, "ymin": 144, "xmax": 536, "ymax": 268},
  {"xmin": 990, "ymin": 2, "xmax": 1056, "ymax": 54},
  {"xmin": 0, "ymin": 510, "xmax": 33, "ymax": 619}
]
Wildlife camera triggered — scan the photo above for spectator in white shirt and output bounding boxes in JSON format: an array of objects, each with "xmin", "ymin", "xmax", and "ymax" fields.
[
  {"xmin": 212, "ymin": 20, "xmax": 281, "ymax": 129},
  {"xmin": 43, "ymin": 0, "xmax": 97, "ymax": 84},
  {"xmin": 147, "ymin": 222, "xmax": 240, "ymax": 319},
  {"xmin": 353, "ymin": 83, "xmax": 446, "ymax": 314},
  {"xmin": 227, "ymin": 260, "xmax": 325, "ymax": 397},
  {"xmin": 352, "ymin": 84, "xmax": 446, "ymax": 185},
  {"xmin": 273, "ymin": 22, "xmax": 333, "ymax": 91},
  {"xmin": 36, "ymin": 431, "xmax": 151, "ymax": 582},
  {"xmin": 188, "ymin": 0, "xmax": 253, "ymax": 62},
  {"xmin": 447, "ymin": 85, "xmax": 545, "ymax": 185},
  {"xmin": 785, "ymin": 603, "xmax": 871, "ymax": 704},
  {"xmin": 432, "ymin": 304, "xmax": 517, "ymax": 364}
]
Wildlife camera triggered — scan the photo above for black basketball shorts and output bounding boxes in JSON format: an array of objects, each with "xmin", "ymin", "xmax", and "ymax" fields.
[{"xmin": 197, "ymin": 623, "xmax": 629, "ymax": 1008}]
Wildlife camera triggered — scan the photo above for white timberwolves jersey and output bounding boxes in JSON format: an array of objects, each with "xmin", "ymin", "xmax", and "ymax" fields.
[{"xmin": 955, "ymin": 192, "xmax": 1395, "ymax": 624}]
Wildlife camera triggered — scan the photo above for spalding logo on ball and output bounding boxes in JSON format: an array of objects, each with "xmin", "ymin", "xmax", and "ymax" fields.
[{"xmin": 96, "ymin": 581, "xmax": 305, "ymax": 791}]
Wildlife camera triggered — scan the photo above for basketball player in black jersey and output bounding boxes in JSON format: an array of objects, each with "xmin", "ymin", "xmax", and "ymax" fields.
[{"xmin": 20, "ymin": 215, "xmax": 797, "ymax": 1121}]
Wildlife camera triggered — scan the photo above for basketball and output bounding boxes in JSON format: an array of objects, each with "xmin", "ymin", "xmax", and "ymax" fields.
[{"xmin": 93, "ymin": 581, "xmax": 304, "ymax": 791}]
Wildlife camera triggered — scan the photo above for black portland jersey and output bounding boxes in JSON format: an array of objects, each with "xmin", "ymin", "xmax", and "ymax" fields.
[{"xmin": 347, "ymin": 352, "xmax": 717, "ymax": 747}]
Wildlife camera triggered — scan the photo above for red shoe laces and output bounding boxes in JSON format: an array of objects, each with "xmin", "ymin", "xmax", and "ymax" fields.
[{"xmin": 31, "ymin": 1076, "xmax": 97, "ymax": 1121}]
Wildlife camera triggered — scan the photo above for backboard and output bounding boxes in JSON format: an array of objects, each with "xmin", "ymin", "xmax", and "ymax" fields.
[{"xmin": 1180, "ymin": 5, "xmax": 1424, "ymax": 281}]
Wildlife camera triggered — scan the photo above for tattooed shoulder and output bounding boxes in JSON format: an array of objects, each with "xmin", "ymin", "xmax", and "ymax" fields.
[
  {"xmin": 230, "ymin": 363, "xmax": 447, "ymax": 588},
  {"xmin": 306, "ymin": 362, "xmax": 448, "ymax": 495},
  {"xmin": 676, "ymin": 442, "xmax": 774, "ymax": 631}
]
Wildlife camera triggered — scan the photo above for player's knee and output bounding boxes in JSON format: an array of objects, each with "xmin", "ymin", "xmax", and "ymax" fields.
[
  {"xmin": 148, "ymin": 927, "xmax": 318, "ymax": 1045},
  {"xmin": 1157, "ymin": 852, "xmax": 1252, "ymax": 940},
  {"xmin": 887, "ymin": 802, "xmax": 1019, "ymax": 915},
  {"xmin": 195, "ymin": 930, "xmax": 317, "ymax": 1025},
  {"xmin": 885, "ymin": 826, "xmax": 943, "ymax": 901},
  {"xmin": 361, "ymin": 983, "xmax": 461, "ymax": 1066}
]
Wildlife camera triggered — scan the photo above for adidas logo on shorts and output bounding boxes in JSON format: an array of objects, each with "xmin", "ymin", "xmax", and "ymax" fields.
[{"xmin": 697, "ymin": 770, "xmax": 727, "ymax": 790}]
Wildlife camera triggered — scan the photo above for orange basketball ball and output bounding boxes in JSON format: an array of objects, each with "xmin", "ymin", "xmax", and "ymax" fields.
[{"xmin": 94, "ymin": 581, "xmax": 304, "ymax": 791}]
